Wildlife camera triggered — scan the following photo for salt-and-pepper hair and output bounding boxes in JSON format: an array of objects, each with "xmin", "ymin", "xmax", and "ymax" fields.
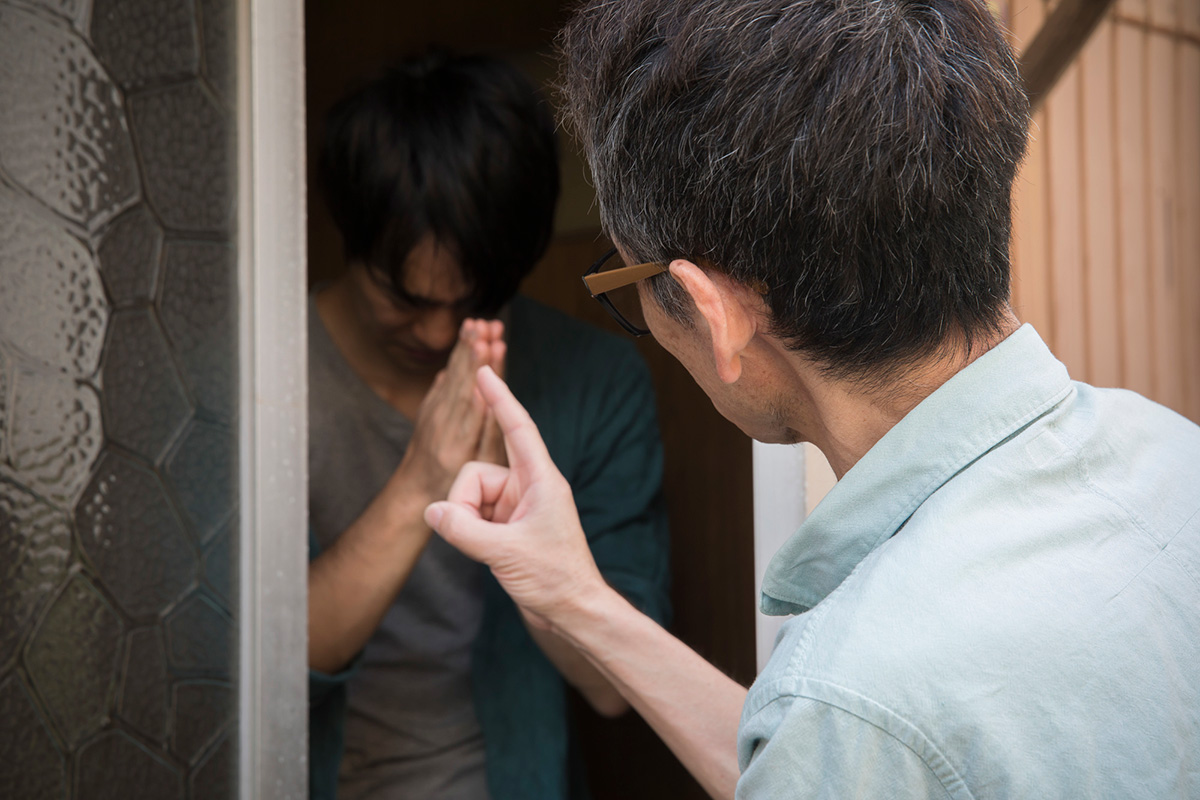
[{"xmin": 559, "ymin": 0, "xmax": 1030, "ymax": 383}]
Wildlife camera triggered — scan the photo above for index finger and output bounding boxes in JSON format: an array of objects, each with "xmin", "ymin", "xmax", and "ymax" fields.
[{"xmin": 475, "ymin": 365, "xmax": 552, "ymax": 483}]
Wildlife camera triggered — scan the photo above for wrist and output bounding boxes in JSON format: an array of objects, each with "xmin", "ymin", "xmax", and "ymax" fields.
[
  {"xmin": 549, "ymin": 578, "xmax": 626, "ymax": 645},
  {"xmin": 389, "ymin": 457, "xmax": 438, "ymax": 514},
  {"xmin": 380, "ymin": 460, "xmax": 439, "ymax": 534}
]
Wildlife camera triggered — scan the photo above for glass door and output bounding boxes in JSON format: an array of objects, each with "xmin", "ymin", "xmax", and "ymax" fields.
[{"xmin": 0, "ymin": 1, "xmax": 306, "ymax": 796}]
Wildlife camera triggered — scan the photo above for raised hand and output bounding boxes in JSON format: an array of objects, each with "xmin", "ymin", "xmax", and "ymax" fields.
[
  {"xmin": 476, "ymin": 320, "xmax": 509, "ymax": 467},
  {"xmin": 424, "ymin": 366, "xmax": 606, "ymax": 626}
]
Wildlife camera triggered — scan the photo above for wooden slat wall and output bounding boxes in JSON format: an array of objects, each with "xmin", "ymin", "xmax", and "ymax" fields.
[{"xmin": 1008, "ymin": 0, "xmax": 1200, "ymax": 423}]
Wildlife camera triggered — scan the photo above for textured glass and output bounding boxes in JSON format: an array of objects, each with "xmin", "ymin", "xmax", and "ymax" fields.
[
  {"xmin": 160, "ymin": 241, "xmax": 237, "ymax": 420},
  {"xmin": 172, "ymin": 679, "xmax": 233, "ymax": 763},
  {"xmin": 0, "ymin": 674, "xmax": 67, "ymax": 800},
  {"xmin": 198, "ymin": 0, "xmax": 233, "ymax": 107},
  {"xmin": 117, "ymin": 627, "xmax": 170, "ymax": 742},
  {"xmin": 0, "ymin": 6, "xmax": 138, "ymax": 231},
  {"xmin": 91, "ymin": 0, "xmax": 200, "ymax": 89},
  {"xmin": 167, "ymin": 419, "xmax": 234, "ymax": 543},
  {"xmin": 76, "ymin": 449, "xmax": 196, "ymax": 617},
  {"xmin": 0, "ymin": 480, "xmax": 71, "ymax": 668},
  {"xmin": 0, "ymin": 347, "xmax": 9, "ymax": 464},
  {"xmin": 26, "ymin": 0, "xmax": 90, "ymax": 31},
  {"xmin": 25, "ymin": 574, "xmax": 123, "ymax": 747},
  {"xmin": 129, "ymin": 81, "xmax": 234, "ymax": 233},
  {"xmin": 97, "ymin": 205, "xmax": 164, "ymax": 308},
  {"xmin": 166, "ymin": 593, "xmax": 233, "ymax": 678},
  {"xmin": 0, "ymin": 196, "xmax": 109, "ymax": 378},
  {"xmin": 192, "ymin": 735, "xmax": 234, "ymax": 800},
  {"xmin": 0, "ymin": 0, "xmax": 239, "ymax": 794},
  {"xmin": 203, "ymin": 519, "xmax": 234, "ymax": 609},
  {"xmin": 101, "ymin": 309, "xmax": 192, "ymax": 462},
  {"xmin": 2, "ymin": 363, "xmax": 103, "ymax": 504},
  {"xmin": 76, "ymin": 730, "xmax": 183, "ymax": 800}
]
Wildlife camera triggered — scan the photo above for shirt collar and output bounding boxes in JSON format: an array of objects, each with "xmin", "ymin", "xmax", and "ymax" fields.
[{"xmin": 760, "ymin": 324, "xmax": 1074, "ymax": 616}]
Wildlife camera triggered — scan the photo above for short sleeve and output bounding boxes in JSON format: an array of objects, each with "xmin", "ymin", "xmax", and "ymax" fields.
[{"xmin": 737, "ymin": 696, "xmax": 953, "ymax": 800}]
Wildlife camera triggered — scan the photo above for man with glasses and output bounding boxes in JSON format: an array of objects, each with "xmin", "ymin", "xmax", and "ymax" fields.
[
  {"xmin": 306, "ymin": 52, "xmax": 669, "ymax": 800},
  {"xmin": 427, "ymin": 0, "xmax": 1200, "ymax": 798}
]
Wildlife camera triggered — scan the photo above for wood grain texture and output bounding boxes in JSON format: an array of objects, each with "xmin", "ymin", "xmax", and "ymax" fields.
[
  {"xmin": 1184, "ymin": 0, "xmax": 1200, "ymax": 37},
  {"xmin": 1080, "ymin": 20, "xmax": 1124, "ymax": 387},
  {"xmin": 1146, "ymin": 33, "xmax": 1186, "ymax": 414},
  {"xmin": 1015, "ymin": 2, "xmax": 1200, "ymax": 422},
  {"xmin": 1149, "ymin": 0, "xmax": 1181, "ymax": 32},
  {"xmin": 1011, "ymin": 0, "xmax": 1056, "ymax": 338},
  {"xmin": 1022, "ymin": 0, "xmax": 1119, "ymax": 109},
  {"xmin": 1120, "ymin": 0, "xmax": 1151, "ymax": 24},
  {"xmin": 1045, "ymin": 62, "xmax": 1092, "ymax": 379},
  {"xmin": 1113, "ymin": 21, "xmax": 1156, "ymax": 398},
  {"xmin": 1175, "ymin": 43, "xmax": 1200, "ymax": 421}
]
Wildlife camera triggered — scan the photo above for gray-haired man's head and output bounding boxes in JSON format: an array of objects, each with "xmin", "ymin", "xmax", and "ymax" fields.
[{"xmin": 560, "ymin": 0, "xmax": 1029, "ymax": 384}]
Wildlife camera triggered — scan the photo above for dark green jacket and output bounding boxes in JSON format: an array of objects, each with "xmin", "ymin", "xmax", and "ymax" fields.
[{"xmin": 309, "ymin": 296, "xmax": 671, "ymax": 799}]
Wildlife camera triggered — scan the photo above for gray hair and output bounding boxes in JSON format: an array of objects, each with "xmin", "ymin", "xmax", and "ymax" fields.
[{"xmin": 559, "ymin": 0, "xmax": 1029, "ymax": 381}]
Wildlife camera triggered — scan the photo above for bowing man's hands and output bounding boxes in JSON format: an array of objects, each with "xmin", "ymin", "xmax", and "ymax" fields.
[{"xmin": 423, "ymin": 365, "xmax": 605, "ymax": 629}]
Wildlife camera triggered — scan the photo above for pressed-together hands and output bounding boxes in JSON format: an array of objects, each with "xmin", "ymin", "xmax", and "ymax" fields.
[
  {"xmin": 426, "ymin": 367, "xmax": 747, "ymax": 799},
  {"xmin": 425, "ymin": 365, "xmax": 607, "ymax": 630},
  {"xmin": 308, "ymin": 318, "xmax": 508, "ymax": 675},
  {"xmin": 401, "ymin": 319, "xmax": 508, "ymax": 504}
]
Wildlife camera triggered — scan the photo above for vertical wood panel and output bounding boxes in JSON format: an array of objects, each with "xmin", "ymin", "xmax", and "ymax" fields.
[
  {"xmin": 1045, "ymin": 62, "xmax": 1091, "ymax": 379},
  {"xmin": 1080, "ymin": 20, "xmax": 1123, "ymax": 387},
  {"xmin": 1119, "ymin": 0, "xmax": 1150, "ymax": 22},
  {"xmin": 1176, "ymin": 43, "xmax": 1200, "ymax": 421},
  {"xmin": 1149, "ymin": 0, "xmax": 1180, "ymax": 31},
  {"xmin": 1113, "ymin": 22, "xmax": 1156, "ymax": 398},
  {"xmin": 1146, "ymin": 33, "xmax": 1186, "ymax": 414},
  {"xmin": 1011, "ymin": 0, "xmax": 1055, "ymax": 337},
  {"xmin": 1183, "ymin": 0, "xmax": 1200, "ymax": 38}
]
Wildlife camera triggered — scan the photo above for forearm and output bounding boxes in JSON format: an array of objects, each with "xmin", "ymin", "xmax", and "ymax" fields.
[
  {"xmin": 308, "ymin": 469, "xmax": 432, "ymax": 674},
  {"xmin": 553, "ymin": 587, "xmax": 746, "ymax": 800},
  {"xmin": 524, "ymin": 619, "xmax": 630, "ymax": 718}
]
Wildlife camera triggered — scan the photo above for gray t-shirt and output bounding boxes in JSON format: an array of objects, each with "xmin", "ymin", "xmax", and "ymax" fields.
[{"xmin": 308, "ymin": 296, "xmax": 490, "ymax": 800}]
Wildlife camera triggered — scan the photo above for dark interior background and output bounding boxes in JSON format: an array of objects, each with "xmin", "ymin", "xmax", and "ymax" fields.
[{"xmin": 305, "ymin": 2, "xmax": 757, "ymax": 797}]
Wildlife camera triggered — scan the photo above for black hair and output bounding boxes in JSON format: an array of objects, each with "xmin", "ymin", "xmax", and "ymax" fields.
[
  {"xmin": 319, "ymin": 51, "xmax": 560, "ymax": 314},
  {"xmin": 561, "ymin": 0, "xmax": 1029, "ymax": 383}
]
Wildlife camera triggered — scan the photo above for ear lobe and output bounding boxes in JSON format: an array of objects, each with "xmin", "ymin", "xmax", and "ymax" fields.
[{"xmin": 668, "ymin": 261, "xmax": 755, "ymax": 384}]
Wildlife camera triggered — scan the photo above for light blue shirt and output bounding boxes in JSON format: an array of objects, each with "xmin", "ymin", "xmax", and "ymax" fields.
[{"xmin": 739, "ymin": 325, "xmax": 1200, "ymax": 799}]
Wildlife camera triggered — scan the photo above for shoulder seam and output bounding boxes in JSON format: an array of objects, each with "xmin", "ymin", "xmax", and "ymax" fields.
[{"xmin": 748, "ymin": 678, "xmax": 975, "ymax": 800}]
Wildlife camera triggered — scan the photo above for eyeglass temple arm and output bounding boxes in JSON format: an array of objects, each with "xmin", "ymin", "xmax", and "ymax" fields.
[{"xmin": 582, "ymin": 261, "xmax": 668, "ymax": 296}]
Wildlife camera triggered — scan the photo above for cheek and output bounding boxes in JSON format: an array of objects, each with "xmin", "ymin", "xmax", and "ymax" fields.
[{"xmin": 362, "ymin": 292, "xmax": 411, "ymax": 330}]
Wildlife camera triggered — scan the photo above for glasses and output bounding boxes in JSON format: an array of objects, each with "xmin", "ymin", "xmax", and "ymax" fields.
[{"xmin": 582, "ymin": 248, "xmax": 667, "ymax": 337}]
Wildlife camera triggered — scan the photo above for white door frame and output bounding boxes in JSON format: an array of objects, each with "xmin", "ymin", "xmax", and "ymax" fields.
[
  {"xmin": 236, "ymin": 1, "xmax": 308, "ymax": 797},
  {"xmin": 751, "ymin": 442, "xmax": 837, "ymax": 671}
]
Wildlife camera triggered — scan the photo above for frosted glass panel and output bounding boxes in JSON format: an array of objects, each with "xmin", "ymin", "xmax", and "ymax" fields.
[{"xmin": 0, "ymin": 0, "xmax": 239, "ymax": 796}]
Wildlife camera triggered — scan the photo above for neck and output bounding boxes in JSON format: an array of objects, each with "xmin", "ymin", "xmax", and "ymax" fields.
[{"xmin": 783, "ymin": 314, "xmax": 1021, "ymax": 479}]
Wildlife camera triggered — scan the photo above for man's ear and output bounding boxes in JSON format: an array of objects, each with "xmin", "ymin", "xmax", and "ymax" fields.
[{"xmin": 668, "ymin": 260, "xmax": 756, "ymax": 384}]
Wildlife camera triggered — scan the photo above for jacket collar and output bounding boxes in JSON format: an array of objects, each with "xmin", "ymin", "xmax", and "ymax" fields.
[{"xmin": 761, "ymin": 325, "xmax": 1073, "ymax": 615}]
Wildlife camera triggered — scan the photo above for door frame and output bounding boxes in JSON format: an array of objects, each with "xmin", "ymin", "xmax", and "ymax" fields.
[{"xmin": 237, "ymin": 1, "xmax": 309, "ymax": 797}]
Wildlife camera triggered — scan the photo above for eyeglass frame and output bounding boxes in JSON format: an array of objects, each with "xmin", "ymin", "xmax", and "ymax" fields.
[{"xmin": 581, "ymin": 247, "xmax": 667, "ymax": 337}]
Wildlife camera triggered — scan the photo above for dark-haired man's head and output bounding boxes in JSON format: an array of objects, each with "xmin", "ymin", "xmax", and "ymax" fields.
[
  {"xmin": 560, "ymin": 0, "xmax": 1029, "ymax": 397},
  {"xmin": 320, "ymin": 51, "xmax": 559, "ymax": 374}
]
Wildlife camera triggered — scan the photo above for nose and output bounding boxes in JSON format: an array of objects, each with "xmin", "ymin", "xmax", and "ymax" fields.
[{"xmin": 412, "ymin": 307, "xmax": 461, "ymax": 352}]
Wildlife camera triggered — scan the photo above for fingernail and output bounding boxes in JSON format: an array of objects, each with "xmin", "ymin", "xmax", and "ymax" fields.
[{"xmin": 424, "ymin": 504, "xmax": 444, "ymax": 528}]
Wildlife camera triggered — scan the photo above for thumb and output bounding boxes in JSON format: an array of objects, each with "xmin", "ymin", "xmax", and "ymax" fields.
[{"xmin": 425, "ymin": 501, "xmax": 504, "ymax": 564}]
